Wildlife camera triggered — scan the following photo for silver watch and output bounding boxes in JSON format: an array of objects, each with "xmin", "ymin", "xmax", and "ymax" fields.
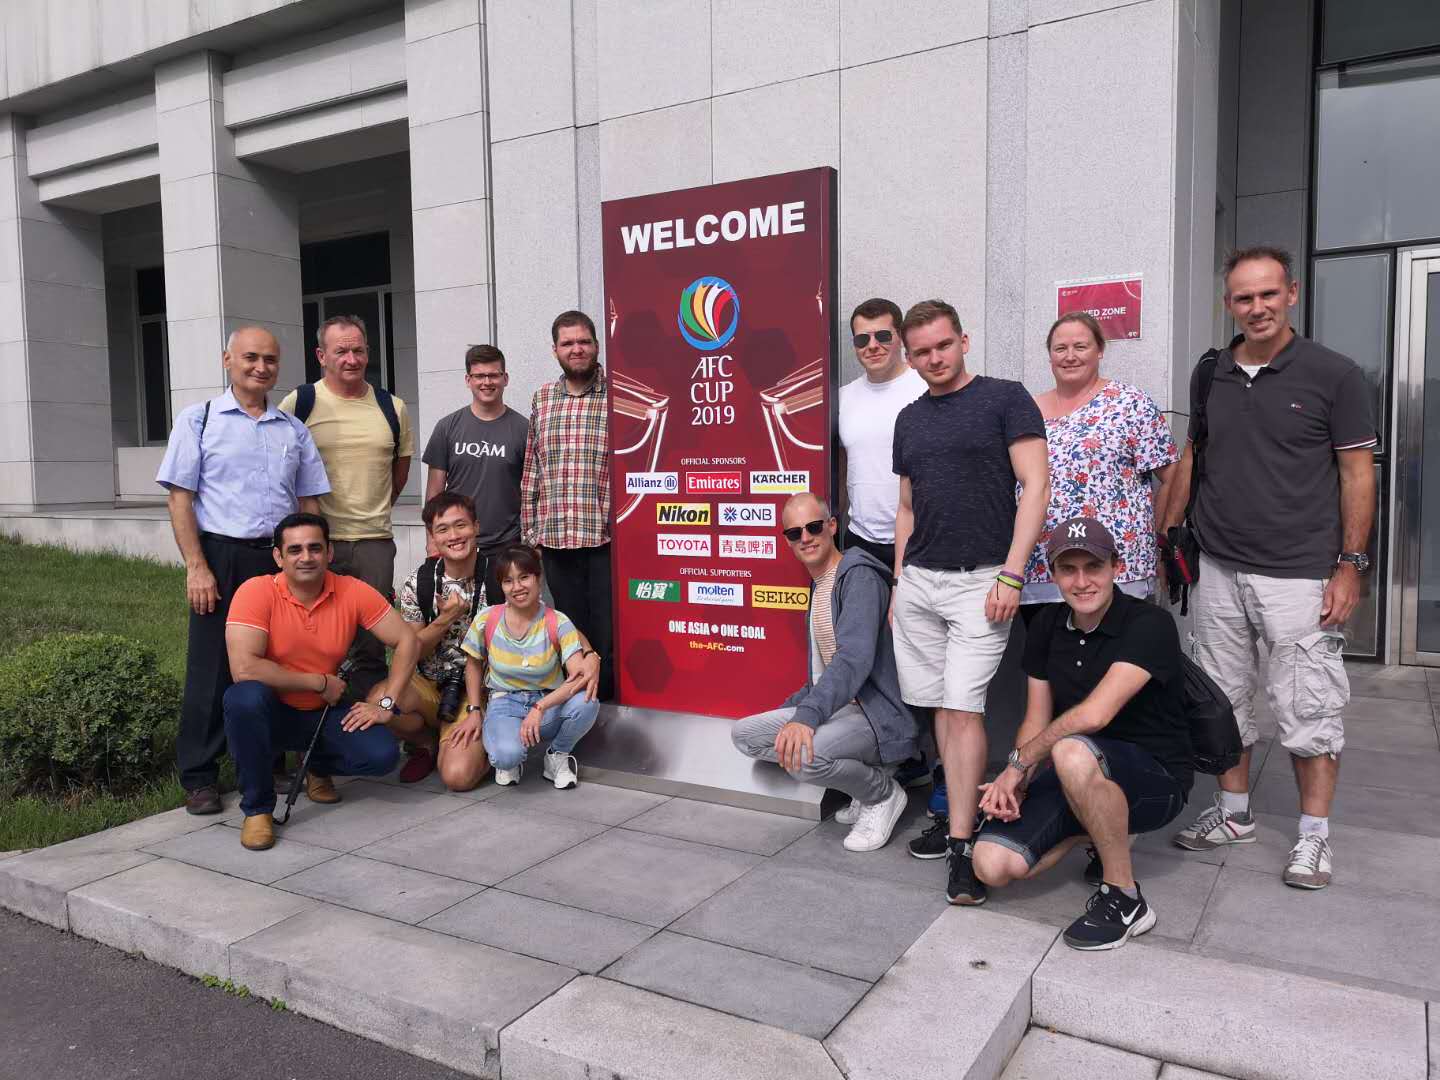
[
  {"xmin": 1337, "ymin": 552, "xmax": 1370, "ymax": 574},
  {"xmin": 1005, "ymin": 748, "xmax": 1029, "ymax": 776}
]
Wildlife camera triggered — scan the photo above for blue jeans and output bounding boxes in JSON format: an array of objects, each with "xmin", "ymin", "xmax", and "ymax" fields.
[
  {"xmin": 223, "ymin": 681, "xmax": 399, "ymax": 816},
  {"xmin": 482, "ymin": 690, "xmax": 598, "ymax": 771}
]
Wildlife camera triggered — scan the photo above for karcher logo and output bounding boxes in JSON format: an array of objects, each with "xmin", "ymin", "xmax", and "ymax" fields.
[
  {"xmin": 656, "ymin": 502, "xmax": 711, "ymax": 526},
  {"xmin": 751, "ymin": 585, "xmax": 810, "ymax": 610}
]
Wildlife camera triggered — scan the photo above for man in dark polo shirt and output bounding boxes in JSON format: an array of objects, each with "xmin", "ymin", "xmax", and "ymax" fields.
[
  {"xmin": 1160, "ymin": 246, "xmax": 1375, "ymax": 891},
  {"xmin": 972, "ymin": 517, "xmax": 1192, "ymax": 951}
]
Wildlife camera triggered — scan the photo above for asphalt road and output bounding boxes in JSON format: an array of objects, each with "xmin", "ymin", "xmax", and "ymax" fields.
[{"xmin": 0, "ymin": 909, "xmax": 473, "ymax": 1080}]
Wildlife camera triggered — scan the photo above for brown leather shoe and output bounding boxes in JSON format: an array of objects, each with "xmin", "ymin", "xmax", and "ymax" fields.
[
  {"xmin": 305, "ymin": 774, "xmax": 342, "ymax": 804},
  {"xmin": 184, "ymin": 785, "xmax": 222, "ymax": 815},
  {"xmin": 240, "ymin": 813, "xmax": 275, "ymax": 851}
]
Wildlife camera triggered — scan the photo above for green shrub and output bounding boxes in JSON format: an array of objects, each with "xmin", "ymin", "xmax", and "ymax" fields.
[{"xmin": 0, "ymin": 632, "xmax": 180, "ymax": 794}]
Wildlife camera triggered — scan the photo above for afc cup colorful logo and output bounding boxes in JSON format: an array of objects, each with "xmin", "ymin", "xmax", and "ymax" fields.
[{"xmin": 678, "ymin": 276, "xmax": 740, "ymax": 350}]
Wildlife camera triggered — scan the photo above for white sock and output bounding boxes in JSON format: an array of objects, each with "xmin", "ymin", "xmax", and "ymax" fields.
[
  {"xmin": 1218, "ymin": 790, "xmax": 1250, "ymax": 816},
  {"xmin": 1298, "ymin": 814, "xmax": 1329, "ymax": 839}
]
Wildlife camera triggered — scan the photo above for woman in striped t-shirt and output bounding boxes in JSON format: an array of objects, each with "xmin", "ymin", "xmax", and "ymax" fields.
[{"xmin": 455, "ymin": 545, "xmax": 599, "ymax": 789}]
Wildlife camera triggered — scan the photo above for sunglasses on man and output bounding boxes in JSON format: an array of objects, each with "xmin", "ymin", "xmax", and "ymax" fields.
[
  {"xmin": 782, "ymin": 519, "xmax": 827, "ymax": 543},
  {"xmin": 852, "ymin": 329, "xmax": 895, "ymax": 349}
]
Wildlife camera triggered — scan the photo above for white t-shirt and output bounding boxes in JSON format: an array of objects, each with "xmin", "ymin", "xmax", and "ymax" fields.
[{"xmin": 838, "ymin": 367, "xmax": 927, "ymax": 543}]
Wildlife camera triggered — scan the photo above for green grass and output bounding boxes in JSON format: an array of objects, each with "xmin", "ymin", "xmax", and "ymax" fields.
[{"xmin": 0, "ymin": 536, "xmax": 191, "ymax": 850}]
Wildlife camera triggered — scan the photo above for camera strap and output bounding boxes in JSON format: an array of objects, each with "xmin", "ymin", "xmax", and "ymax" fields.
[{"xmin": 419, "ymin": 555, "xmax": 482, "ymax": 626}]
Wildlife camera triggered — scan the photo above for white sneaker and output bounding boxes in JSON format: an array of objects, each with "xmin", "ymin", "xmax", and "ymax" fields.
[
  {"xmin": 1172, "ymin": 792, "xmax": 1256, "ymax": 851},
  {"xmin": 495, "ymin": 764, "xmax": 522, "ymax": 786},
  {"xmin": 834, "ymin": 798, "xmax": 860, "ymax": 825},
  {"xmin": 1283, "ymin": 833, "xmax": 1332, "ymax": 890},
  {"xmin": 543, "ymin": 750, "xmax": 579, "ymax": 790},
  {"xmin": 843, "ymin": 781, "xmax": 908, "ymax": 852}
]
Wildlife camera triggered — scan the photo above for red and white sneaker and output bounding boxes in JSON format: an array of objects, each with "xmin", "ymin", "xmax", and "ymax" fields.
[{"xmin": 1172, "ymin": 793, "xmax": 1256, "ymax": 851}]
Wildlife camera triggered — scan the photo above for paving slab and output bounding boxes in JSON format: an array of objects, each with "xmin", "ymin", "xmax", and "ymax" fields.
[
  {"xmin": 1158, "ymin": 1067, "xmax": 1237, "ymax": 1079},
  {"xmin": 605, "ymin": 930, "xmax": 870, "ymax": 1038},
  {"xmin": 621, "ymin": 797, "xmax": 818, "ymax": 855},
  {"xmin": 1259, "ymin": 743, "xmax": 1440, "ymax": 796},
  {"xmin": 1348, "ymin": 669, "xmax": 1432, "ymax": 700},
  {"xmin": 487, "ymin": 775, "xmax": 671, "ymax": 825},
  {"xmin": 0, "ymin": 850, "xmax": 22, "ymax": 860},
  {"xmin": 825, "ymin": 908, "xmax": 1057, "ymax": 1080},
  {"xmin": 1032, "ymin": 938, "xmax": 1429, "ymax": 1080},
  {"xmin": 1000, "ymin": 1029, "xmax": 1160, "ymax": 1079},
  {"xmin": 67, "ymin": 858, "xmax": 316, "ymax": 979},
  {"xmin": 1333, "ymin": 703, "xmax": 1440, "ymax": 752},
  {"xmin": 501, "ymin": 828, "xmax": 762, "ymax": 928},
  {"xmin": 773, "ymin": 803, "xmax": 947, "ymax": 891},
  {"xmin": 1193, "ymin": 866, "xmax": 1440, "ymax": 997},
  {"xmin": 500, "ymin": 975, "xmax": 843, "ymax": 1080},
  {"xmin": 273, "ymin": 853, "xmax": 483, "ymax": 924},
  {"xmin": 355, "ymin": 800, "xmax": 606, "ymax": 885},
  {"xmin": 1429, "ymin": 1002, "xmax": 1438, "ymax": 1080},
  {"xmin": 421, "ymin": 888, "xmax": 655, "ymax": 973},
  {"xmin": 371, "ymin": 765, "xmax": 507, "ymax": 801},
  {"xmin": 671, "ymin": 863, "xmax": 946, "ymax": 981},
  {"xmin": 262, "ymin": 781, "xmax": 472, "ymax": 852},
  {"xmin": 141, "ymin": 822, "xmax": 338, "ymax": 884},
  {"xmin": 1221, "ymin": 812, "xmax": 1440, "ymax": 898},
  {"xmin": 230, "ymin": 903, "xmax": 575, "ymax": 1079},
  {"xmin": 1249, "ymin": 777, "xmax": 1440, "ymax": 838}
]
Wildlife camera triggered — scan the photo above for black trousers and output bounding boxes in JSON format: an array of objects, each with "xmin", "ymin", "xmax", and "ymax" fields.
[
  {"xmin": 176, "ymin": 535, "xmax": 277, "ymax": 791},
  {"xmin": 843, "ymin": 530, "xmax": 896, "ymax": 575},
  {"xmin": 541, "ymin": 544, "xmax": 614, "ymax": 701}
]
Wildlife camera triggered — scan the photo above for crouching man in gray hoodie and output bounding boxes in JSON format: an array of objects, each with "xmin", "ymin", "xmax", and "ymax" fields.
[{"xmin": 732, "ymin": 492, "xmax": 918, "ymax": 851}]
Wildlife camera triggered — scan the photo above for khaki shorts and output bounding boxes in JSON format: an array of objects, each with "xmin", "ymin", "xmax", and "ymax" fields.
[
  {"xmin": 891, "ymin": 564, "xmax": 1011, "ymax": 713},
  {"xmin": 1191, "ymin": 553, "xmax": 1347, "ymax": 758}
]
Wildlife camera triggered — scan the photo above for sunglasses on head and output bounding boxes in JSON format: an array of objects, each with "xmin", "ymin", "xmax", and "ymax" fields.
[
  {"xmin": 853, "ymin": 329, "xmax": 896, "ymax": 349},
  {"xmin": 783, "ymin": 520, "xmax": 827, "ymax": 543}
]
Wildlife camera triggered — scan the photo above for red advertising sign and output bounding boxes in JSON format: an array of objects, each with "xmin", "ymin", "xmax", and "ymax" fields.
[
  {"xmin": 604, "ymin": 168, "xmax": 836, "ymax": 718},
  {"xmin": 1056, "ymin": 275, "xmax": 1143, "ymax": 340}
]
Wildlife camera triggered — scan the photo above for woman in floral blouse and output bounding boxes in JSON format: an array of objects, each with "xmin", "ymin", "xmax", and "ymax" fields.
[{"xmin": 1021, "ymin": 312, "xmax": 1180, "ymax": 612}]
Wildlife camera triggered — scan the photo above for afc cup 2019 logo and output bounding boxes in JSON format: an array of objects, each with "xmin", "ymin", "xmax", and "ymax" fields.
[{"xmin": 678, "ymin": 276, "xmax": 740, "ymax": 350}]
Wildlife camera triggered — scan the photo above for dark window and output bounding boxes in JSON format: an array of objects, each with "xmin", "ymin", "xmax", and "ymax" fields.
[
  {"xmin": 1322, "ymin": 0, "xmax": 1440, "ymax": 64},
  {"xmin": 136, "ymin": 266, "xmax": 166, "ymax": 318},
  {"xmin": 140, "ymin": 320, "xmax": 169, "ymax": 443},
  {"xmin": 300, "ymin": 232, "xmax": 390, "ymax": 294},
  {"xmin": 303, "ymin": 300, "xmax": 320, "ymax": 383}
]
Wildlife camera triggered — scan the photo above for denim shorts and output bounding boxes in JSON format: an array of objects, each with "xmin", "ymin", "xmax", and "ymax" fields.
[{"xmin": 977, "ymin": 735, "xmax": 1186, "ymax": 868}]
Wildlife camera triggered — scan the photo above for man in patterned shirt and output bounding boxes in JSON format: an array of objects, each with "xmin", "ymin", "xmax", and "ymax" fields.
[
  {"xmin": 731, "ymin": 493, "xmax": 918, "ymax": 851},
  {"xmin": 521, "ymin": 310, "xmax": 613, "ymax": 700}
]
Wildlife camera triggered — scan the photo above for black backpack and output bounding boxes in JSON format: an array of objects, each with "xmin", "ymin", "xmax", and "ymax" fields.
[
  {"xmin": 1182, "ymin": 653, "xmax": 1242, "ymax": 774},
  {"xmin": 293, "ymin": 381, "xmax": 401, "ymax": 461},
  {"xmin": 416, "ymin": 555, "xmax": 482, "ymax": 626}
]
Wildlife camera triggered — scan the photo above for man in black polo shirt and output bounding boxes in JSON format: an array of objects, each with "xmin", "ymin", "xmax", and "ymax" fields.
[
  {"xmin": 1160, "ymin": 246, "xmax": 1375, "ymax": 891},
  {"xmin": 972, "ymin": 517, "xmax": 1192, "ymax": 951}
]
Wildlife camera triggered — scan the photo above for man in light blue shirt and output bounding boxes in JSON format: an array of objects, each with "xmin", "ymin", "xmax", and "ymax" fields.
[{"xmin": 156, "ymin": 325, "xmax": 330, "ymax": 815}]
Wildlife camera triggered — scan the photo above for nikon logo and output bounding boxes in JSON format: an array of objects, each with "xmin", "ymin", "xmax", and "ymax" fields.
[
  {"xmin": 656, "ymin": 502, "xmax": 711, "ymax": 526},
  {"xmin": 751, "ymin": 585, "xmax": 810, "ymax": 610}
]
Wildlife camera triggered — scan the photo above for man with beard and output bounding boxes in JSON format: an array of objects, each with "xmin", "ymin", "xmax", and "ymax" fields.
[{"xmin": 520, "ymin": 310, "xmax": 613, "ymax": 700}]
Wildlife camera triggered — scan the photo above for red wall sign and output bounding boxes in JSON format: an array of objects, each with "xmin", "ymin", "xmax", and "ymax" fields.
[
  {"xmin": 603, "ymin": 168, "xmax": 836, "ymax": 718},
  {"xmin": 1056, "ymin": 275, "xmax": 1143, "ymax": 340}
]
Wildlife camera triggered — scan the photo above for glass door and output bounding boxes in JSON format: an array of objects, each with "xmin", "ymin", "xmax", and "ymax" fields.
[{"xmin": 1394, "ymin": 247, "xmax": 1440, "ymax": 664}]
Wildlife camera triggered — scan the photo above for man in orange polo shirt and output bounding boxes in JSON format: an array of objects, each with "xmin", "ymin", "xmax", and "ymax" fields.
[{"xmin": 223, "ymin": 512, "xmax": 419, "ymax": 850}]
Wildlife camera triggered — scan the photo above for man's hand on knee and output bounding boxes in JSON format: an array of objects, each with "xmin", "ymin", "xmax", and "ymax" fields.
[{"xmin": 774, "ymin": 721, "xmax": 814, "ymax": 772}]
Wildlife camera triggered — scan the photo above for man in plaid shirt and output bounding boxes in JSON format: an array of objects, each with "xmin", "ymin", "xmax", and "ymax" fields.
[{"xmin": 521, "ymin": 310, "xmax": 613, "ymax": 700}]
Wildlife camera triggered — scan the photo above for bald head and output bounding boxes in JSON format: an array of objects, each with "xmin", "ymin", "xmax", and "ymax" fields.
[
  {"xmin": 782, "ymin": 492, "xmax": 830, "ymax": 525},
  {"xmin": 225, "ymin": 326, "xmax": 280, "ymax": 356},
  {"xmin": 223, "ymin": 325, "xmax": 281, "ymax": 399}
]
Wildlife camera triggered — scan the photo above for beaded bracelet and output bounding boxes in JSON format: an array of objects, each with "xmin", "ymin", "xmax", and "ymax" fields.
[{"xmin": 995, "ymin": 571, "xmax": 1024, "ymax": 591}]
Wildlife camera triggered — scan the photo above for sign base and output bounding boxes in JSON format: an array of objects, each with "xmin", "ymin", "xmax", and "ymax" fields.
[{"xmin": 577, "ymin": 705, "xmax": 825, "ymax": 820}]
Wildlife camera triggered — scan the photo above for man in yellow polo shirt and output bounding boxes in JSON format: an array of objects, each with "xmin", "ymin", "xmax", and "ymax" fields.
[{"xmin": 280, "ymin": 314, "xmax": 415, "ymax": 696}]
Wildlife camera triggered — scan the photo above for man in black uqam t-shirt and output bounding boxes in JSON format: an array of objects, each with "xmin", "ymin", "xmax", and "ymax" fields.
[
  {"xmin": 890, "ymin": 299, "xmax": 1050, "ymax": 908},
  {"xmin": 973, "ymin": 517, "xmax": 1192, "ymax": 952},
  {"xmin": 423, "ymin": 344, "xmax": 529, "ymax": 603}
]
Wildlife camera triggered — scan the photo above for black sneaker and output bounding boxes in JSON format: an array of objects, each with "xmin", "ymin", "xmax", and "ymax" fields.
[
  {"xmin": 1063, "ymin": 883, "xmax": 1155, "ymax": 951},
  {"xmin": 1082, "ymin": 845, "xmax": 1103, "ymax": 887},
  {"xmin": 908, "ymin": 815, "xmax": 950, "ymax": 860},
  {"xmin": 893, "ymin": 756, "xmax": 931, "ymax": 788},
  {"xmin": 945, "ymin": 840, "xmax": 987, "ymax": 906}
]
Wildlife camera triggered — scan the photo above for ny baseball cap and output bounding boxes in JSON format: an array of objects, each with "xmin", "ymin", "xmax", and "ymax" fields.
[{"xmin": 1046, "ymin": 516, "xmax": 1116, "ymax": 564}]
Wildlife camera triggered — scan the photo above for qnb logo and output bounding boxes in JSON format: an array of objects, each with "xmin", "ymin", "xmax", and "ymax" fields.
[
  {"xmin": 1068, "ymin": 523, "xmax": 1088, "ymax": 539},
  {"xmin": 678, "ymin": 276, "xmax": 740, "ymax": 350}
]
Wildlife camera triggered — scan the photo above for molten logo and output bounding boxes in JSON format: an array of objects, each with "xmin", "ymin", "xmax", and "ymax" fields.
[
  {"xmin": 678, "ymin": 276, "xmax": 740, "ymax": 349},
  {"xmin": 656, "ymin": 502, "xmax": 711, "ymax": 526}
]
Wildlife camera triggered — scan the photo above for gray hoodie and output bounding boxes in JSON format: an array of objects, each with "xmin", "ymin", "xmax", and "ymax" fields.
[{"xmin": 780, "ymin": 546, "xmax": 919, "ymax": 764}]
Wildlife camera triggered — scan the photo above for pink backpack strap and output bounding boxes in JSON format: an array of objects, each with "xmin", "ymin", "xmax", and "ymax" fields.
[
  {"xmin": 544, "ymin": 608, "xmax": 561, "ymax": 653},
  {"xmin": 482, "ymin": 605, "xmax": 505, "ymax": 652}
]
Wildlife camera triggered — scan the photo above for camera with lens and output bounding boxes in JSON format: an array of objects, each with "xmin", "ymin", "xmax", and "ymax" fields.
[{"xmin": 438, "ymin": 670, "xmax": 465, "ymax": 722}]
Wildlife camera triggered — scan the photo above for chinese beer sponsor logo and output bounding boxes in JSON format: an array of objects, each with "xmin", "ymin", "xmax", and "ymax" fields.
[
  {"xmin": 719, "ymin": 502, "xmax": 775, "ymax": 528},
  {"xmin": 718, "ymin": 535, "xmax": 776, "ymax": 560},
  {"xmin": 657, "ymin": 533, "xmax": 713, "ymax": 557},
  {"xmin": 628, "ymin": 579, "xmax": 680, "ymax": 602},
  {"xmin": 752, "ymin": 585, "xmax": 810, "ymax": 610},
  {"xmin": 685, "ymin": 471, "xmax": 742, "ymax": 495},
  {"xmin": 748, "ymin": 470, "xmax": 809, "ymax": 494},
  {"xmin": 625, "ymin": 471, "xmax": 679, "ymax": 494},
  {"xmin": 678, "ymin": 276, "xmax": 740, "ymax": 350},
  {"xmin": 656, "ymin": 502, "xmax": 711, "ymax": 526},
  {"xmin": 688, "ymin": 581, "xmax": 743, "ymax": 607}
]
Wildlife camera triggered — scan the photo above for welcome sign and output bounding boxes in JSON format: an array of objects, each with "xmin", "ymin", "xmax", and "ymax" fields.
[{"xmin": 604, "ymin": 168, "xmax": 837, "ymax": 717}]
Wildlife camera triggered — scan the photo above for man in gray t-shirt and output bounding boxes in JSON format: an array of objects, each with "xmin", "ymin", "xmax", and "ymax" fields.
[{"xmin": 423, "ymin": 344, "xmax": 529, "ymax": 602}]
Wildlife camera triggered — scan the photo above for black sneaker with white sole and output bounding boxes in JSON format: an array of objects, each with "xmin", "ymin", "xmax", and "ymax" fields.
[
  {"xmin": 908, "ymin": 815, "xmax": 949, "ymax": 859},
  {"xmin": 945, "ymin": 840, "xmax": 987, "ymax": 906},
  {"xmin": 1063, "ymin": 882, "xmax": 1155, "ymax": 950}
]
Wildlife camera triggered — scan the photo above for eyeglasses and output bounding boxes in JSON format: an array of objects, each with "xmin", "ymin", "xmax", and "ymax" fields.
[
  {"xmin": 782, "ymin": 520, "xmax": 827, "ymax": 543},
  {"xmin": 853, "ymin": 330, "xmax": 895, "ymax": 349},
  {"xmin": 468, "ymin": 373, "xmax": 505, "ymax": 383}
]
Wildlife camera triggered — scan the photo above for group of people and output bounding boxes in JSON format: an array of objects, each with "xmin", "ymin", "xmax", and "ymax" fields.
[{"xmin": 157, "ymin": 244, "xmax": 1373, "ymax": 953}]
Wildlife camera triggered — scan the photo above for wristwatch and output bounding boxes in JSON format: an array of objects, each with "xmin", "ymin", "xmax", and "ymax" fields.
[
  {"xmin": 465, "ymin": 704, "xmax": 483, "ymax": 714},
  {"xmin": 378, "ymin": 696, "xmax": 398, "ymax": 714},
  {"xmin": 1005, "ymin": 748, "xmax": 1029, "ymax": 777},
  {"xmin": 1337, "ymin": 552, "xmax": 1371, "ymax": 574}
]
